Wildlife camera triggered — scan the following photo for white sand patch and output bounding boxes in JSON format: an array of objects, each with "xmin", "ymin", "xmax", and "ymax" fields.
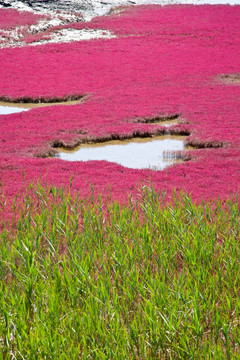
[
  {"xmin": 0, "ymin": 26, "xmax": 115, "ymax": 48},
  {"xmin": 29, "ymin": 28, "xmax": 116, "ymax": 46},
  {"xmin": 0, "ymin": 11, "xmax": 85, "ymax": 48}
]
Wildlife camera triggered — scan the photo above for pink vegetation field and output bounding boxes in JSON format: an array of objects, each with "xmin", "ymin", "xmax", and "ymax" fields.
[{"xmin": 1, "ymin": 5, "xmax": 240, "ymax": 202}]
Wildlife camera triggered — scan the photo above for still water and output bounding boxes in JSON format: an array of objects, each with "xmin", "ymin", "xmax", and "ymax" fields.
[
  {"xmin": 0, "ymin": 99, "xmax": 84, "ymax": 114},
  {"xmin": 0, "ymin": 104, "xmax": 185, "ymax": 170},
  {"xmin": 57, "ymin": 135, "xmax": 185, "ymax": 170},
  {"xmin": 0, "ymin": 105, "xmax": 28, "ymax": 115}
]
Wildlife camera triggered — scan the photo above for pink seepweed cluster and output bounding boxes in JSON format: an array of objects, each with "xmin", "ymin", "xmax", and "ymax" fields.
[
  {"xmin": 0, "ymin": 4, "xmax": 240, "ymax": 206},
  {"xmin": 0, "ymin": 9, "xmax": 45, "ymax": 30}
]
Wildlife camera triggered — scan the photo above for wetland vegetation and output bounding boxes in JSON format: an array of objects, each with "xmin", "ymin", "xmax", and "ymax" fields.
[{"xmin": 0, "ymin": 183, "xmax": 239, "ymax": 359}]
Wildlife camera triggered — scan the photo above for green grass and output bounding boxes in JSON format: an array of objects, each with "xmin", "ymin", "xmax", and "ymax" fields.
[{"xmin": 0, "ymin": 183, "xmax": 240, "ymax": 359}]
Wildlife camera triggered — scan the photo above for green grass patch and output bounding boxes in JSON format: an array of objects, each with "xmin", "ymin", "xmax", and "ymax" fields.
[{"xmin": 0, "ymin": 184, "xmax": 240, "ymax": 359}]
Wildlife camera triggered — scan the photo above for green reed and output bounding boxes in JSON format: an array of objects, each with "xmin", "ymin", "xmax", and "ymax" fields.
[{"xmin": 0, "ymin": 183, "xmax": 239, "ymax": 359}]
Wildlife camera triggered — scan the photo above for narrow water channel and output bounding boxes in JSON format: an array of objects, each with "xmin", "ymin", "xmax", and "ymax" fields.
[{"xmin": 57, "ymin": 135, "xmax": 186, "ymax": 170}]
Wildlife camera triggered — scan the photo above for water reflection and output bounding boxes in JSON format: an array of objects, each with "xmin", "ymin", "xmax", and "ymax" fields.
[
  {"xmin": 57, "ymin": 135, "xmax": 185, "ymax": 170},
  {"xmin": 0, "ymin": 105, "xmax": 28, "ymax": 115}
]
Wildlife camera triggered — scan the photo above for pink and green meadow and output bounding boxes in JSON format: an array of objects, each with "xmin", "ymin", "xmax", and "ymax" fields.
[{"xmin": 0, "ymin": 4, "xmax": 240, "ymax": 358}]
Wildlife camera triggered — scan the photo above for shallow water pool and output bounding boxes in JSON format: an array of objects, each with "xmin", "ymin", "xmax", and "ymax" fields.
[
  {"xmin": 0, "ymin": 105, "xmax": 28, "ymax": 115},
  {"xmin": 0, "ymin": 98, "xmax": 84, "ymax": 114},
  {"xmin": 57, "ymin": 135, "xmax": 185, "ymax": 170}
]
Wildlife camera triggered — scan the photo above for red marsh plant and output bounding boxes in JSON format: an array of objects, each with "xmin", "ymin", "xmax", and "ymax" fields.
[
  {"xmin": 0, "ymin": 5, "xmax": 240, "ymax": 201},
  {"xmin": 0, "ymin": 9, "xmax": 45, "ymax": 30}
]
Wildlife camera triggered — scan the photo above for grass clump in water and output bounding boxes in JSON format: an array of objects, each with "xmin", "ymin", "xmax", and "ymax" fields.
[{"xmin": 0, "ymin": 183, "xmax": 239, "ymax": 359}]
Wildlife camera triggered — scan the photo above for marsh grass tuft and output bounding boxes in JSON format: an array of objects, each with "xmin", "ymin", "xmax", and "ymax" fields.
[{"xmin": 0, "ymin": 183, "xmax": 239, "ymax": 359}]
